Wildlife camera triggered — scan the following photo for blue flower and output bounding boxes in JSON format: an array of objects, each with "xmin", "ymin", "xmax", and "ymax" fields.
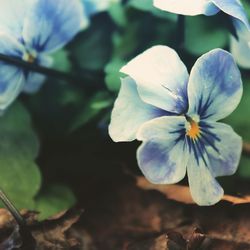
[
  {"xmin": 0, "ymin": 0, "xmax": 85, "ymax": 110},
  {"xmin": 153, "ymin": 0, "xmax": 250, "ymax": 30},
  {"xmin": 230, "ymin": 19, "xmax": 250, "ymax": 68},
  {"xmin": 109, "ymin": 46, "xmax": 243, "ymax": 205}
]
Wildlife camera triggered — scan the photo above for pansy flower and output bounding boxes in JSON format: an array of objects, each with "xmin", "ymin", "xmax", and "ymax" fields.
[
  {"xmin": 230, "ymin": 19, "xmax": 250, "ymax": 68},
  {"xmin": 153, "ymin": 0, "xmax": 250, "ymax": 31},
  {"xmin": 109, "ymin": 46, "xmax": 243, "ymax": 205},
  {"xmin": 0, "ymin": 0, "xmax": 85, "ymax": 110}
]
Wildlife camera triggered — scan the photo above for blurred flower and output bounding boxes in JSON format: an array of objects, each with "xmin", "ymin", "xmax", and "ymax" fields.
[
  {"xmin": 109, "ymin": 46, "xmax": 243, "ymax": 205},
  {"xmin": 153, "ymin": 0, "xmax": 250, "ymax": 30},
  {"xmin": 230, "ymin": 19, "xmax": 250, "ymax": 68},
  {"xmin": 0, "ymin": 0, "xmax": 85, "ymax": 110}
]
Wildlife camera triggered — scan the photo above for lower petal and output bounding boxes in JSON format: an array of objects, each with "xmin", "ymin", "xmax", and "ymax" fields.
[
  {"xmin": 202, "ymin": 121, "xmax": 242, "ymax": 177},
  {"xmin": 23, "ymin": 55, "xmax": 53, "ymax": 94},
  {"xmin": 187, "ymin": 152, "xmax": 224, "ymax": 206},
  {"xmin": 137, "ymin": 139, "xmax": 188, "ymax": 184},
  {"xmin": 136, "ymin": 116, "xmax": 188, "ymax": 184},
  {"xmin": 0, "ymin": 63, "xmax": 25, "ymax": 110}
]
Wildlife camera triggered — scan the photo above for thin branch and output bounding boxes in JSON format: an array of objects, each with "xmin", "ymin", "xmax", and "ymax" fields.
[
  {"xmin": 0, "ymin": 189, "xmax": 36, "ymax": 247},
  {"xmin": 176, "ymin": 15, "xmax": 185, "ymax": 50},
  {"xmin": 0, "ymin": 53, "xmax": 104, "ymax": 90},
  {"xmin": 243, "ymin": 142, "xmax": 250, "ymax": 157}
]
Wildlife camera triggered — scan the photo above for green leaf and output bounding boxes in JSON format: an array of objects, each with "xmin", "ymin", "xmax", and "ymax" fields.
[
  {"xmin": 70, "ymin": 16, "xmax": 113, "ymax": 71},
  {"xmin": 185, "ymin": 16, "xmax": 228, "ymax": 55},
  {"xmin": 128, "ymin": 0, "xmax": 177, "ymax": 21},
  {"xmin": 238, "ymin": 155, "xmax": 250, "ymax": 178},
  {"xmin": 108, "ymin": 2, "xmax": 127, "ymax": 27},
  {"xmin": 105, "ymin": 58, "xmax": 125, "ymax": 92},
  {"xmin": 70, "ymin": 91, "xmax": 113, "ymax": 131},
  {"xmin": 51, "ymin": 49, "xmax": 71, "ymax": 73},
  {"xmin": 0, "ymin": 102, "xmax": 41, "ymax": 209},
  {"xmin": 35, "ymin": 184, "xmax": 76, "ymax": 220}
]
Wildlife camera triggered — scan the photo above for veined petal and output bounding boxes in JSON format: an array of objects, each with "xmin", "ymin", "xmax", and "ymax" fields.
[
  {"xmin": 109, "ymin": 77, "xmax": 167, "ymax": 142},
  {"xmin": 187, "ymin": 151, "xmax": 224, "ymax": 206},
  {"xmin": 200, "ymin": 121, "xmax": 242, "ymax": 177},
  {"xmin": 153, "ymin": 0, "xmax": 219, "ymax": 16},
  {"xmin": 0, "ymin": 0, "xmax": 32, "ymax": 39},
  {"xmin": 0, "ymin": 64, "xmax": 25, "ymax": 110},
  {"xmin": 188, "ymin": 49, "xmax": 242, "ymax": 121},
  {"xmin": 0, "ymin": 32, "xmax": 24, "ymax": 57},
  {"xmin": 136, "ymin": 116, "xmax": 188, "ymax": 184},
  {"xmin": 212, "ymin": 0, "xmax": 250, "ymax": 30},
  {"xmin": 82, "ymin": 0, "xmax": 110, "ymax": 16},
  {"xmin": 23, "ymin": 55, "xmax": 53, "ymax": 94},
  {"xmin": 23, "ymin": 0, "xmax": 86, "ymax": 54},
  {"xmin": 121, "ymin": 46, "xmax": 189, "ymax": 114},
  {"xmin": 230, "ymin": 20, "xmax": 250, "ymax": 69}
]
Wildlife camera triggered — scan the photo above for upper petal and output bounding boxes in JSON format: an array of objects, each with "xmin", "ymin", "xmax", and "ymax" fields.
[
  {"xmin": 187, "ymin": 151, "xmax": 224, "ymax": 206},
  {"xmin": 137, "ymin": 116, "xmax": 188, "ymax": 184},
  {"xmin": 22, "ymin": 0, "xmax": 86, "ymax": 53},
  {"xmin": 212, "ymin": 0, "xmax": 250, "ymax": 30},
  {"xmin": 187, "ymin": 49, "xmax": 243, "ymax": 121},
  {"xmin": 153, "ymin": 0, "xmax": 220, "ymax": 16},
  {"xmin": 121, "ymin": 46, "xmax": 189, "ymax": 114},
  {"xmin": 109, "ymin": 77, "xmax": 167, "ymax": 142},
  {"xmin": 0, "ymin": 64, "xmax": 25, "ymax": 110},
  {"xmin": 0, "ymin": 0, "xmax": 32, "ymax": 39},
  {"xmin": 200, "ymin": 121, "xmax": 242, "ymax": 177}
]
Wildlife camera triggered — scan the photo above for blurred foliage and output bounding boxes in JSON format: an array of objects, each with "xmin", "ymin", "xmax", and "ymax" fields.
[{"xmin": 1, "ymin": 0, "xmax": 250, "ymax": 218}]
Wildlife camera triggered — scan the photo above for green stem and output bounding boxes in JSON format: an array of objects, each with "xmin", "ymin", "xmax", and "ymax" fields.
[{"xmin": 176, "ymin": 15, "xmax": 185, "ymax": 50}]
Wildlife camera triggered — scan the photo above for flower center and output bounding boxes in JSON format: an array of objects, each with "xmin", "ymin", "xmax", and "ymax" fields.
[
  {"xmin": 186, "ymin": 118, "xmax": 200, "ymax": 140},
  {"xmin": 22, "ymin": 50, "xmax": 37, "ymax": 63}
]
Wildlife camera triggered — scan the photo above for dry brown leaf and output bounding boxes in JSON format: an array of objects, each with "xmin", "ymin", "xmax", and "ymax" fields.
[{"xmin": 136, "ymin": 176, "xmax": 250, "ymax": 205}]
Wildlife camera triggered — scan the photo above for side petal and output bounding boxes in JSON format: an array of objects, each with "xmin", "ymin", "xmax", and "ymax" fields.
[
  {"xmin": 230, "ymin": 20, "xmax": 250, "ymax": 69},
  {"xmin": 188, "ymin": 49, "xmax": 243, "ymax": 121},
  {"xmin": 201, "ymin": 121, "xmax": 242, "ymax": 177},
  {"xmin": 23, "ymin": 0, "xmax": 86, "ymax": 53},
  {"xmin": 23, "ymin": 55, "xmax": 53, "ymax": 94},
  {"xmin": 0, "ymin": 64, "xmax": 25, "ymax": 110},
  {"xmin": 109, "ymin": 77, "xmax": 167, "ymax": 142},
  {"xmin": 153, "ymin": 0, "xmax": 219, "ymax": 16},
  {"xmin": 187, "ymin": 151, "xmax": 224, "ymax": 206},
  {"xmin": 136, "ymin": 116, "xmax": 188, "ymax": 184},
  {"xmin": 212, "ymin": 0, "xmax": 250, "ymax": 30},
  {"xmin": 121, "ymin": 46, "xmax": 189, "ymax": 114}
]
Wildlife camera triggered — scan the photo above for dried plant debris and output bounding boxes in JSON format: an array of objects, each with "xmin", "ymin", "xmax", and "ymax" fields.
[{"xmin": 0, "ymin": 209, "xmax": 82, "ymax": 250}]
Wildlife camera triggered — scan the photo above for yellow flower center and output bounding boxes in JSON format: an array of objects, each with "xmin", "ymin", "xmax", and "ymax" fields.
[{"xmin": 186, "ymin": 119, "xmax": 200, "ymax": 140}]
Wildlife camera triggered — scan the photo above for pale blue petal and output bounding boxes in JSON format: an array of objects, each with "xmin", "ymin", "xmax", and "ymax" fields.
[
  {"xmin": 201, "ymin": 121, "xmax": 242, "ymax": 177},
  {"xmin": 0, "ymin": 0, "xmax": 32, "ymax": 39},
  {"xmin": 212, "ymin": 0, "xmax": 250, "ymax": 30},
  {"xmin": 188, "ymin": 49, "xmax": 242, "ymax": 121},
  {"xmin": 121, "ymin": 46, "xmax": 189, "ymax": 114},
  {"xmin": 109, "ymin": 77, "xmax": 168, "ymax": 142},
  {"xmin": 22, "ymin": 0, "xmax": 86, "ymax": 53},
  {"xmin": 187, "ymin": 150, "xmax": 224, "ymax": 206},
  {"xmin": 0, "ymin": 63, "xmax": 25, "ymax": 110},
  {"xmin": 230, "ymin": 20, "xmax": 250, "ymax": 69},
  {"xmin": 0, "ymin": 32, "xmax": 24, "ymax": 57},
  {"xmin": 82, "ymin": 0, "xmax": 110, "ymax": 16},
  {"xmin": 23, "ymin": 55, "xmax": 53, "ymax": 94},
  {"xmin": 153, "ymin": 0, "xmax": 219, "ymax": 16},
  {"xmin": 136, "ymin": 116, "xmax": 188, "ymax": 184}
]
